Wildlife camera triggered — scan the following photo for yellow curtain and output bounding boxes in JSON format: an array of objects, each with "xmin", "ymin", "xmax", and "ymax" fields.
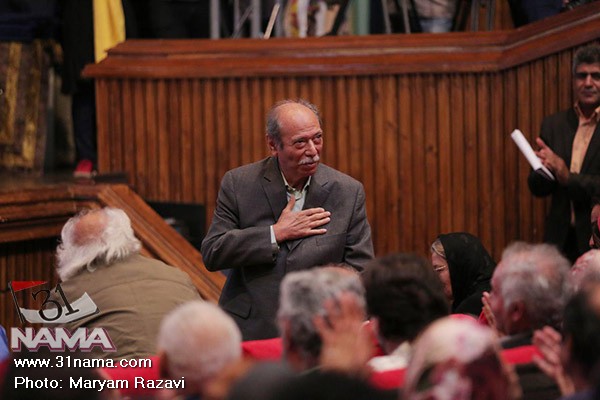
[{"xmin": 93, "ymin": 0, "xmax": 125, "ymax": 62}]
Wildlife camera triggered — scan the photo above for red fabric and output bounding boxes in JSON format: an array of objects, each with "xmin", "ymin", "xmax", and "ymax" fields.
[
  {"xmin": 501, "ymin": 344, "xmax": 541, "ymax": 365},
  {"xmin": 363, "ymin": 320, "xmax": 385, "ymax": 357},
  {"xmin": 10, "ymin": 281, "xmax": 46, "ymax": 292},
  {"xmin": 369, "ymin": 367, "xmax": 406, "ymax": 390},
  {"xmin": 101, "ymin": 355, "xmax": 161, "ymax": 396},
  {"xmin": 242, "ymin": 338, "xmax": 283, "ymax": 360},
  {"xmin": 0, "ymin": 358, "xmax": 9, "ymax": 393},
  {"xmin": 478, "ymin": 310, "xmax": 489, "ymax": 325}
]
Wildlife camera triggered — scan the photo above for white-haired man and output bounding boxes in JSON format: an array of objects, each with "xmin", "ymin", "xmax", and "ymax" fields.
[
  {"xmin": 51, "ymin": 207, "xmax": 200, "ymax": 359},
  {"xmin": 277, "ymin": 265, "xmax": 367, "ymax": 372},
  {"xmin": 157, "ymin": 301, "xmax": 243, "ymax": 398},
  {"xmin": 485, "ymin": 242, "xmax": 571, "ymax": 399}
]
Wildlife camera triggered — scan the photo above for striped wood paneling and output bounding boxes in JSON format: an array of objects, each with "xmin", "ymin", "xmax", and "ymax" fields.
[
  {"xmin": 93, "ymin": 52, "xmax": 581, "ymax": 260},
  {"xmin": 86, "ymin": 4, "xmax": 600, "ymax": 260}
]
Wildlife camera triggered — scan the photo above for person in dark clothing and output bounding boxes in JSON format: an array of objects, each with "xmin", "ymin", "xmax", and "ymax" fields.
[{"xmin": 430, "ymin": 232, "xmax": 495, "ymax": 316}]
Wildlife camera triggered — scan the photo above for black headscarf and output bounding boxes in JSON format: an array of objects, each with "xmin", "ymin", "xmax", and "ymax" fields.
[{"xmin": 437, "ymin": 232, "xmax": 496, "ymax": 316}]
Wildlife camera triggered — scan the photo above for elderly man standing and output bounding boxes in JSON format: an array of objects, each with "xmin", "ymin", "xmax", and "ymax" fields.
[
  {"xmin": 201, "ymin": 98, "xmax": 374, "ymax": 340},
  {"xmin": 51, "ymin": 207, "xmax": 200, "ymax": 359},
  {"xmin": 529, "ymin": 44, "xmax": 600, "ymax": 262}
]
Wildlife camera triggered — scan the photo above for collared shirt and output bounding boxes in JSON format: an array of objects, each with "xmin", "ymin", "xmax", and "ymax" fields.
[
  {"xmin": 269, "ymin": 174, "xmax": 312, "ymax": 253},
  {"xmin": 570, "ymin": 103, "xmax": 600, "ymax": 174},
  {"xmin": 569, "ymin": 103, "xmax": 600, "ymax": 225},
  {"xmin": 281, "ymin": 174, "xmax": 311, "ymax": 212},
  {"xmin": 368, "ymin": 341, "xmax": 412, "ymax": 372}
]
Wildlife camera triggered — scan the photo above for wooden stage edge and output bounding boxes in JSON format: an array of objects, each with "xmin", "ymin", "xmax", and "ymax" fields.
[{"xmin": 0, "ymin": 171, "xmax": 225, "ymax": 304}]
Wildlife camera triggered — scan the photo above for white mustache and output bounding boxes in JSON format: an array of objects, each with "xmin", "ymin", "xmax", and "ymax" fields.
[{"xmin": 299, "ymin": 155, "xmax": 320, "ymax": 165}]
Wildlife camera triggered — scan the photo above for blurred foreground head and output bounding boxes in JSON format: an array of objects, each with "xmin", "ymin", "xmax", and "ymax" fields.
[
  {"xmin": 277, "ymin": 265, "xmax": 365, "ymax": 371},
  {"xmin": 157, "ymin": 301, "xmax": 242, "ymax": 396},
  {"xmin": 404, "ymin": 316, "xmax": 521, "ymax": 400}
]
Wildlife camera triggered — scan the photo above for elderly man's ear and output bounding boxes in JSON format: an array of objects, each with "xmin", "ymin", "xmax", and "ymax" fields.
[
  {"xmin": 508, "ymin": 301, "xmax": 528, "ymax": 330},
  {"xmin": 158, "ymin": 350, "xmax": 170, "ymax": 379}
]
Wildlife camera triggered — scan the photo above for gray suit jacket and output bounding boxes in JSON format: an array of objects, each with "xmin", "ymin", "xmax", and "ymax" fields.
[{"xmin": 201, "ymin": 157, "xmax": 374, "ymax": 340}]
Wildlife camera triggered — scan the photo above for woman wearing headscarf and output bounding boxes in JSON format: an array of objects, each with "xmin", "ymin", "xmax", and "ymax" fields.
[{"xmin": 430, "ymin": 232, "xmax": 495, "ymax": 316}]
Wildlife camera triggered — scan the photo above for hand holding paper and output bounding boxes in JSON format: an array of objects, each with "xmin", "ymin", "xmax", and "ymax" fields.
[{"xmin": 511, "ymin": 129, "xmax": 555, "ymax": 181}]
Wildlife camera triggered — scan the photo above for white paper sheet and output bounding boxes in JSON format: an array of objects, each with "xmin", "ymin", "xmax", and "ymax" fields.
[{"xmin": 511, "ymin": 129, "xmax": 555, "ymax": 181}]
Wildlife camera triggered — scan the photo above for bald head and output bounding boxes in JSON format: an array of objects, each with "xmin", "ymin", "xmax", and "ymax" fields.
[
  {"xmin": 71, "ymin": 210, "xmax": 107, "ymax": 247},
  {"xmin": 266, "ymin": 99, "xmax": 322, "ymax": 149},
  {"xmin": 56, "ymin": 208, "xmax": 141, "ymax": 281}
]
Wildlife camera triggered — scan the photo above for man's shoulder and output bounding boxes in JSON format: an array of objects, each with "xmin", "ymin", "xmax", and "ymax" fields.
[
  {"xmin": 317, "ymin": 164, "xmax": 363, "ymax": 187},
  {"xmin": 542, "ymin": 108, "xmax": 575, "ymax": 125},
  {"xmin": 116, "ymin": 255, "xmax": 193, "ymax": 281},
  {"xmin": 67, "ymin": 254, "xmax": 194, "ymax": 288},
  {"xmin": 226, "ymin": 157, "xmax": 272, "ymax": 176}
]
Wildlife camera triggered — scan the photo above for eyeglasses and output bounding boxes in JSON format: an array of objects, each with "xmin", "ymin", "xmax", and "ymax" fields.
[
  {"xmin": 574, "ymin": 72, "xmax": 600, "ymax": 81},
  {"xmin": 433, "ymin": 265, "xmax": 448, "ymax": 273}
]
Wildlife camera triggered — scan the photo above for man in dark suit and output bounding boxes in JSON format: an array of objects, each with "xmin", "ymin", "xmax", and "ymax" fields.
[
  {"xmin": 201, "ymin": 99, "xmax": 374, "ymax": 340},
  {"xmin": 529, "ymin": 44, "xmax": 600, "ymax": 262}
]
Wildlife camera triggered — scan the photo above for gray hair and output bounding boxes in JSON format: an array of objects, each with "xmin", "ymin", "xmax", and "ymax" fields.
[
  {"xmin": 495, "ymin": 242, "xmax": 572, "ymax": 330},
  {"xmin": 571, "ymin": 249, "xmax": 600, "ymax": 291},
  {"xmin": 266, "ymin": 99, "xmax": 322, "ymax": 149},
  {"xmin": 573, "ymin": 44, "xmax": 600, "ymax": 74},
  {"xmin": 157, "ymin": 301, "xmax": 241, "ymax": 390},
  {"xmin": 277, "ymin": 265, "xmax": 365, "ymax": 364},
  {"xmin": 56, "ymin": 207, "xmax": 141, "ymax": 281}
]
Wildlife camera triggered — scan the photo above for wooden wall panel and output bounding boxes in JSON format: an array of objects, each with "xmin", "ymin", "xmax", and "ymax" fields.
[
  {"xmin": 0, "ymin": 183, "xmax": 226, "ymax": 331},
  {"xmin": 0, "ymin": 239, "xmax": 58, "ymax": 333},
  {"xmin": 84, "ymin": 6, "xmax": 600, "ymax": 260}
]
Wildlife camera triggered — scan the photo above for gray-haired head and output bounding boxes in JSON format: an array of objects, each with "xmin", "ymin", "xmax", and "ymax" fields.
[
  {"xmin": 157, "ymin": 301, "xmax": 242, "ymax": 394},
  {"xmin": 573, "ymin": 44, "xmax": 600, "ymax": 75},
  {"xmin": 56, "ymin": 207, "xmax": 141, "ymax": 281},
  {"xmin": 266, "ymin": 99, "xmax": 322, "ymax": 149},
  {"xmin": 571, "ymin": 249, "xmax": 600, "ymax": 292},
  {"xmin": 494, "ymin": 242, "xmax": 572, "ymax": 331},
  {"xmin": 277, "ymin": 265, "xmax": 365, "ymax": 368}
]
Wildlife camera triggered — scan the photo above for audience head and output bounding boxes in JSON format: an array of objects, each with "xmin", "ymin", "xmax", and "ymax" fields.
[
  {"xmin": 56, "ymin": 207, "xmax": 141, "ymax": 281},
  {"xmin": 572, "ymin": 249, "xmax": 600, "ymax": 291},
  {"xmin": 488, "ymin": 242, "xmax": 571, "ymax": 335},
  {"xmin": 572, "ymin": 44, "xmax": 600, "ymax": 75},
  {"xmin": 430, "ymin": 232, "xmax": 495, "ymax": 315},
  {"xmin": 572, "ymin": 44, "xmax": 600, "ymax": 113},
  {"xmin": 361, "ymin": 253, "xmax": 449, "ymax": 353},
  {"xmin": 562, "ymin": 279, "xmax": 600, "ymax": 389},
  {"xmin": 277, "ymin": 265, "xmax": 365, "ymax": 371},
  {"xmin": 157, "ymin": 300, "xmax": 242, "ymax": 395},
  {"xmin": 404, "ymin": 316, "xmax": 520, "ymax": 400}
]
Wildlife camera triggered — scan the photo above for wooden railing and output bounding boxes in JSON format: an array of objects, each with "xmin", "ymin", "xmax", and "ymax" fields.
[
  {"xmin": 84, "ymin": 2, "xmax": 600, "ymax": 260},
  {"xmin": 0, "ymin": 182, "xmax": 225, "ymax": 331}
]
